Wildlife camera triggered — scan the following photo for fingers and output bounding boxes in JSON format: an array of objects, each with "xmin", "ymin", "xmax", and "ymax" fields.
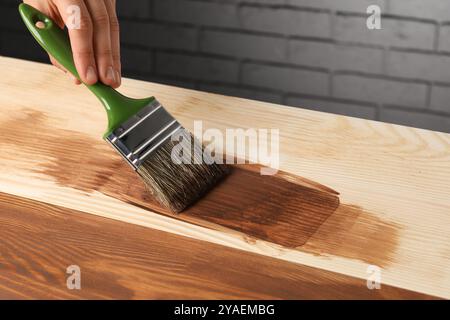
[
  {"xmin": 50, "ymin": 55, "xmax": 82, "ymax": 84},
  {"xmin": 49, "ymin": 55, "xmax": 66, "ymax": 73},
  {"xmin": 31, "ymin": 0, "xmax": 121, "ymax": 87},
  {"xmin": 104, "ymin": 0, "xmax": 121, "ymax": 87},
  {"xmin": 23, "ymin": 0, "xmax": 65, "ymax": 27},
  {"xmin": 55, "ymin": 0, "xmax": 98, "ymax": 85},
  {"xmin": 24, "ymin": 0, "xmax": 67, "ymax": 77},
  {"xmin": 84, "ymin": 0, "xmax": 118, "ymax": 88}
]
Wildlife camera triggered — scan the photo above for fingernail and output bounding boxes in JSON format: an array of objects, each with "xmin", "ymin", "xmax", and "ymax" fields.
[
  {"xmin": 107, "ymin": 66, "xmax": 116, "ymax": 83},
  {"xmin": 116, "ymin": 70, "xmax": 121, "ymax": 86},
  {"xmin": 86, "ymin": 66, "xmax": 97, "ymax": 83}
]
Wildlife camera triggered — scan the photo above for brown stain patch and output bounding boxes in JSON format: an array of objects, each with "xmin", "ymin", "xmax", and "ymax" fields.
[
  {"xmin": 300, "ymin": 204, "xmax": 400, "ymax": 267},
  {"xmin": 95, "ymin": 164, "xmax": 342, "ymax": 248},
  {"xmin": 181, "ymin": 165, "xmax": 340, "ymax": 247},
  {"xmin": 0, "ymin": 109, "xmax": 126, "ymax": 191},
  {"xmin": 1, "ymin": 109, "xmax": 400, "ymax": 265}
]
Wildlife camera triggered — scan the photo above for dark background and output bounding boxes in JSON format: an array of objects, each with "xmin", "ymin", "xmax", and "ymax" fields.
[{"xmin": 1, "ymin": 0, "xmax": 450, "ymax": 133}]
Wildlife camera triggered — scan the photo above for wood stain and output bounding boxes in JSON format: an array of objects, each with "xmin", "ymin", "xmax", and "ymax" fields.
[
  {"xmin": 0, "ymin": 192, "xmax": 431, "ymax": 299},
  {"xmin": 0, "ymin": 109, "xmax": 400, "ymax": 265}
]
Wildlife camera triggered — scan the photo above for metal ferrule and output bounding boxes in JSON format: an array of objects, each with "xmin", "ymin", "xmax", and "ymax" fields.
[{"xmin": 105, "ymin": 99, "xmax": 182, "ymax": 170}]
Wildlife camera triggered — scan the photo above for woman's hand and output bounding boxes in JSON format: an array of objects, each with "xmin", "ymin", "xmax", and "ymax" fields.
[{"xmin": 23, "ymin": 0, "xmax": 121, "ymax": 88}]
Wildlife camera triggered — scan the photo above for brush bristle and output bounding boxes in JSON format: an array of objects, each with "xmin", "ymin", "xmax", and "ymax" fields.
[{"xmin": 137, "ymin": 130, "xmax": 228, "ymax": 213}]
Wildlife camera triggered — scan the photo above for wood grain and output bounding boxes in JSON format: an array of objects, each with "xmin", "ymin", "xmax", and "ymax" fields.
[
  {"xmin": 0, "ymin": 57, "xmax": 449, "ymax": 298},
  {"xmin": 0, "ymin": 192, "xmax": 435, "ymax": 299}
]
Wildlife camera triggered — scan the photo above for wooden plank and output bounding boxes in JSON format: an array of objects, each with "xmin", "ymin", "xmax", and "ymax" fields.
[
  {"xmin": 0, "ymin": 192, "xmax": 434, "ymax": 299},
  {"xmin": 0, "ymin": 56, "xmax": 449, "ymax": 298}
]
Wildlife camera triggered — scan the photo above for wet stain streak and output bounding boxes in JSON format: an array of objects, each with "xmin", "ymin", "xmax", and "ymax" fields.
[
  {"xmin": 301, "ymin": 204, "xmax": 400, "ymax": 267},
  {"xmin": 182, "ymin": 165, "xmax": 340, "ymax": 247}
]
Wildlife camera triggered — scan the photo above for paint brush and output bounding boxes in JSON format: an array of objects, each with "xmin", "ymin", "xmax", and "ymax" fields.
[{"xmin": 19, "ymin": 3, "xmax": 228, "ymax": 212}]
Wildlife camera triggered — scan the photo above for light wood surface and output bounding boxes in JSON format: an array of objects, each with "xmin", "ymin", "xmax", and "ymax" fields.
[{"xmin": 0, "ymin": 56, "xmax": 449, "ymax": 299}]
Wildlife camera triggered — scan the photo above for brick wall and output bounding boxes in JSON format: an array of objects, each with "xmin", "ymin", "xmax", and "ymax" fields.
[{"xmin": 1, "ymin": 0, "xmax": 450, "ymax": 133}]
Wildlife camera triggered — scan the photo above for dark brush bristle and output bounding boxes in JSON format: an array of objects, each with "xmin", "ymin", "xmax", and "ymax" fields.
[{"xmin": 137, "ymin": 130, "xmax": 229, "ymax": 213}]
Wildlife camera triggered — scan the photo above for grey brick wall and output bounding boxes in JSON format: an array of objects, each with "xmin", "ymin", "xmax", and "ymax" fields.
[{"xmin": 1, "ymin": 0, "xmax": 450, "ymax": 133}]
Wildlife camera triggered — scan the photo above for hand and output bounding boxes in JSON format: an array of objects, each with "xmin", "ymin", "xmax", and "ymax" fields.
[{"xmin": 23, "ymin": 0, "xmax": 121, "ymax": 88}]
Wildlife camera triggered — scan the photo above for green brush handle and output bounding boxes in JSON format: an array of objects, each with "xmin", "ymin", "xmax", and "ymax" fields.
[{"xmin": 18, "ymin": 3, "xmax": 154, "ymax": 138}]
